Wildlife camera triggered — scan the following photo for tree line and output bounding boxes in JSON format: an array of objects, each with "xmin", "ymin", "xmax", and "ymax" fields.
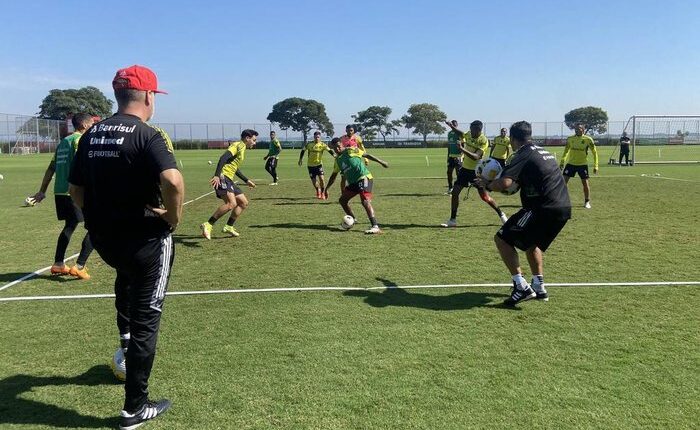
[{"xmin": 35, "ymin": 88, "xmax": 610, "ymax": 143}]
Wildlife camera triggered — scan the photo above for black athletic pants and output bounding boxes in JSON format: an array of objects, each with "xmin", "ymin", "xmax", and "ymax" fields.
[
  {"xmin": 265, "ymin": 157, "xmax": 278, "ymax": 182},
  {"xmin": 92, "ymin": 232, "xmax": 174, "ymax": 413},
  {"xmin": 54, "ymin": 221, "xmax": 93, "ymax": 266},
  {"xmin": 619, "ymin": 147, "xmax": 630, "ymax": 165}
]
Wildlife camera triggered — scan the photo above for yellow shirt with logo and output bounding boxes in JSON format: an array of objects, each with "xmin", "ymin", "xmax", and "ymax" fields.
[
  {"xmin": 562, "ymin": 134, "xmax": 598, "ymax": 168},
  {"xmin": 221, "ymin": 141, "xmax": 246, "ymax": 180},
  {"xmin": 491, "ymin": 135, "xmax": 512, "ymax": 160},
  {"xmin": 461, "ymin": 133, "xmax": 490, "ymax": 170},
  {"xmin": 305, "ymin": 141, "xmax": 329, "ymax": 167}
]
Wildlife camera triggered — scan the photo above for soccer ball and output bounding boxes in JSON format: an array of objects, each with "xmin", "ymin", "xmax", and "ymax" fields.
[
  {"xmin": 341, "ymin": 215, "xmax": 355, "ymax": 230},
  {"xmin": 476, "ymin": 158, "xmax": 503, "ymax": 181},
  {"xmin": 110, "ymin": 347, "xmax": 126, "ymax": 382},
  {"xmin": 24, "ymin": 196, "xmax": 36, "ymax": 207},
  {"xmin": 501, "ymin": 181, "xmax": 520, "ymax": 195},
  {"xmin": 208, "ymin": 160, "xmax": 213, "ymax": 165}
]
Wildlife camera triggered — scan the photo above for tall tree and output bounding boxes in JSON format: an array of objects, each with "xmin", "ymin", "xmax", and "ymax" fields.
[
  {"xmin": 401, "ymin": 103, "xmax": 447, "ymax": 144},
  {"xmin": 37, "ymin": 86, "xmax": 113, "ymax": 120},
  {"xmin": 267, "ymin": 97, "xmax": 334, "ymax": 144},
  {"xmin": 564, "ymin": 106, "xmax": 609, "ymax": 135},
  {"xmin": 351, "ymin": 106, "xmax": 401, "ymax": 143}
]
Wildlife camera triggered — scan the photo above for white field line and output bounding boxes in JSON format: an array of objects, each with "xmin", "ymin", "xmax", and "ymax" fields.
[
  {"xmin": 0, "ymin": 190, "xmax": 215, "ymax": 292},
  {"xmin": 639, "ymin": 174, "xmax": 699, "ymax": 183},
  {"xmin": 0, "ymin": 281, "xmax": 698, "ymax": 303}
]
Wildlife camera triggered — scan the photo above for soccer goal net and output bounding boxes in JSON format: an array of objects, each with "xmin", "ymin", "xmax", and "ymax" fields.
[{"xmin": 616, "ymin": 115, "xmax": 700, "ymax": 164}]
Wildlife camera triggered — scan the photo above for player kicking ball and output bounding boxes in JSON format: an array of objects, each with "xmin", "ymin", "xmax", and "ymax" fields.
[
  {"xmin": 324, "ymin": 138, "xmax": 389, "ymax": 234},
  {"xmin": 201, "ymin": 129, "xmax": 258, "ymax": 239}
]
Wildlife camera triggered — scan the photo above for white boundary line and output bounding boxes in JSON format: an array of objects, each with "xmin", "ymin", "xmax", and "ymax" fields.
[
  {"xmin": 0, "ymin": 281, "xmax": 698, "ymax": 303},
  {"xmin": 0, "ymin": 190, "xmax": 215, "ymax": 292}
]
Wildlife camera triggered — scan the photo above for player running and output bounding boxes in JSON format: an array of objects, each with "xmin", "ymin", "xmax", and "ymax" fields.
[
  {"xmin": 200, "ymin": 129, "xmax": 258, "ymax": 239},
  {"xmin": 560, "ymin": 124, "xmax": 599, "ymax": 209},
  {"xmin": 299, "ymin": 131, "xmax": 334, "ymax": 199},
  {"xmin": 441, "ymin": 120, "xmax": 508, "ymax": 227},
  {"xmin": 325, "ymin": 138, "xmax": 389, "ymax": 234},
  {"xmin": 264, "ymin": 130, "xmax": 282, "ymax": 185}
]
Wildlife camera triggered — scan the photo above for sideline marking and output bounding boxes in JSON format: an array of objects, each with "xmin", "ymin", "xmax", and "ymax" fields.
[
  {"xmin": 0, "ymin": 190, "xmax": 215, "ymax": 292},
  {"xmin": 1, "ymin": 281, "xmax": 698, "ymax": 303}
]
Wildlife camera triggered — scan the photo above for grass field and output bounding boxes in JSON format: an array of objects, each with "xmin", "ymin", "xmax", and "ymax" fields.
[{"xmin": 1, "ymin": 147, "xmax": 699, "ymax": 429}]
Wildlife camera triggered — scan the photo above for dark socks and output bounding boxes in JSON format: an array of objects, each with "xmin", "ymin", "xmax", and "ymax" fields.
[
  {"xmin": 54, "ymin": 221, "xmax": 77, "ymax": 263},
  {"xmin": 76, "ymin": 233, "xmax": 93, "ymax": 267},
  {"xmin": 226, "ymin": 218, "xmax": 236, "ymax": 226},
  {"xmin": 208, "ymin": 216, "xmax": 218, "ymax": 225},
  {"xmin": 369, "ymin": 216, "xmax": 378, "ymax": 226}
]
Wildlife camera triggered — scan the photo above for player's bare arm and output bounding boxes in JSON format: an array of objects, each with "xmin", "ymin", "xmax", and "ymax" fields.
[{"xmin": 362, "ymin": 153, "xmax": 389, "ymax": 168}]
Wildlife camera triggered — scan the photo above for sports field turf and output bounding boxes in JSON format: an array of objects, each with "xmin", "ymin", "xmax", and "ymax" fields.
[{"xmin": 0, "ymin": 147, "xmax": 698, "ymax": 429}]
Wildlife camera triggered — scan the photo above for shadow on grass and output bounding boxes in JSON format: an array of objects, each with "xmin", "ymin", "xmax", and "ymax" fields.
[
  {"xmin": 0, "ymin": 364, "xmax": 118, "ymax": 428},
  {"xmin": 381, "ymin": 223, "xmax": 500, "ymax": 230},
  {"xmin": 382, "ymin": 193, "xmax": 440, "ymax": 198},
  {"xmin": 249, "ymin": 223, "xmax": 339, "ymax": 232},
  {"xmin": 344, "ymin": 278, "xmax": 510, "ymax": 311},
  {"xmin": 253, "ymin": 196, "xmax": 311, "ymax": 202},
  {"xmin": 273, "ymin": 202, "xmax": 329, "ymax": 206}
]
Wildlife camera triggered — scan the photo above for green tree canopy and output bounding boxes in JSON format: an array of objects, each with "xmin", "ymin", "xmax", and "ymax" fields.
[
  {"xmin": 266, "ymin": 97, "xmax": 334, "ymax": 143},
  {"xmin": 37, "ymin": 86, "xmax": 113, "ymax": 120},
  {"xmin": 401, "ymin": 103, "xmax": 447, "ymax": 144},
  {"xmin": 564, "ymin": 106, "xmax": 609, "ymax": 135},
  {"xmin": 351, "ymin": 106, "xmax": 402, "ymax": 143}
]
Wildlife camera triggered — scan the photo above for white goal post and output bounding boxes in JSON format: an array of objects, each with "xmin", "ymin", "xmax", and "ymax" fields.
[{"xmin": 620, "ymin": 115, "xmax": 700, "ymax": 165}]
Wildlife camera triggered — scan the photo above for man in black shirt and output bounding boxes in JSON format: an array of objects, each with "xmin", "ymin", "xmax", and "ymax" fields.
[
  {"xmin": 475, "ymin": 121, "xmax": 571, "ymax": 306},
  {"xmin": 69, "ymin": 65, "xmax": 184, "ymax": 429},
  {"xmin": 619, "ymin": 131, "xmax": 631, "ymax": 166}
]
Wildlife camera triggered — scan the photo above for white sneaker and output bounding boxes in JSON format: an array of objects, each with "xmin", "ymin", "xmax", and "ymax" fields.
[
  {"xmin": 440, "ymin": 219, "xmax": 457, "ymax": 228},
  {"xmin": 269, "ymin": 182, "xmax": 278, "ymax": 186},
  {"xmin": 365, "ymin": 225, "xmax": 382, "ymax": 234},
  {"xmin": 444, "ymin": 188, "xmax": 453, "ymax": 195},
  {"xmin": 584, "ymin": 201, "xmax": 591, "ymax": 209},
  {"xmin": 499, "ymin": 213, "xmax": 508, "ymax": 224}
]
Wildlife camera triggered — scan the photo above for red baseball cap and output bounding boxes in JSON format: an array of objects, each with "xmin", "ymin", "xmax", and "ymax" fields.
[{"xmin": 112, "ymin": 65, "xmax": 168, "ymax": 94}]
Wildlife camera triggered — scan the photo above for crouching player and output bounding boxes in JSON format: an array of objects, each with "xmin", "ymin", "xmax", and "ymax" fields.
[
  {"xmin": 474, "ymin": 121, "xmax": 571, "ymax": 307},
  {"xmin": 200, "ymin": 129, "xmax": 258, "ymax": 239},
  {"xmin": 325, "ymin": 138, "xmax": 389, "ymax": 234}
]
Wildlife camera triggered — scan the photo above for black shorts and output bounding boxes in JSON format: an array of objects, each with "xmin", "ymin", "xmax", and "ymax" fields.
[
  {"xmin": 55, "ymin": 195, "xmax": 83, "ymax": 222},
  {"xmin": 562, "ymin": 164, "xmax": 590, "ymax": 179},
  {"xmin": 497, "ymin": 208, "xmax": 570, "ymax": 252},
  {"xmin": 215, "ymin": 176, "xmax": 243, "ymax": 199},
  {"xmin": 308, "ymin": 165, "xmax": 324, "ymax": 178},
  {"xmin": 343, "ymin": 177, "xmax": 373, "ymax": 201},
  {"xmin": 265, "ymin": 157, "xmax": 278, "ymax": 170},
  {"xmin": 447, "ymin": 157, "xmax": 463, "ymax": 170},
  {"xmin": 455, "ymin": 168, "xmax": 477, "ymax": 188}
]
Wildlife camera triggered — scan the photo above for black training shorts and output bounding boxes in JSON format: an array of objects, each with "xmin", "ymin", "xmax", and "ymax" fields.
[
  {"xmin": 55, "ymin": 195, "xmax": 83, "ymax": 222},
  {"xmin": 562, "ymin": 164, "xmax": 589, "ymax": 179},
  {"xmin": 307, "ymin": 165, "xmax": 324, "ymax": 178},
  {"xmin": 497, "ymin": 207, "xmax": 570, "ymax": 252},
  {"xmin": 215, "ymin": 176, "xmax": 243, "ymax": 199},
  {"xmin": 447, "ymin": 157, "xmax": 463, "ymax": 170},
  {"xmin": 455, "ymin": 168, "xmax": 477, "ymax": 187}
]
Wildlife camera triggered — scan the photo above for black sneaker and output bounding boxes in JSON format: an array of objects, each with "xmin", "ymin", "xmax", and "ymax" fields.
[
  {"xmin": 119, "ymin": 399, "xmax": 172, "ymax": 430},
  {"xmin": 534, "ymin": 290, "xmax": 549, "ymax": 301},
  {"xmin": 504, "ymin": 283, "xmax": 536, "ymax": 306}
]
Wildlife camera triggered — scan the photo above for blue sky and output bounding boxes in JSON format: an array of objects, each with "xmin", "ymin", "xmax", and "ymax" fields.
[{"xmin": 0, "ymin": 0, "xmax": 698, "ymax": 123}]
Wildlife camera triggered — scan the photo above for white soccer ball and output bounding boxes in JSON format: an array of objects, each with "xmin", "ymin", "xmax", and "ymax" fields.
[
  {"xmin": 110, "ymin": 347, "xmax": 126, "ymax": 382},
  {"xmin": 24, "ymin": 196, "xmax": 36, "ymax": 207},
  {"xmin": 341, "ymin": 215, "xmax": 355, "ymax": 230},
  {"xmin": 208, "ymin": 160, "xmax": 213, "ymax": 165},
  {"xmin": 476, "ymin": 158, "xmax": 503, "ymax": 181},
  {"xmin": 0, "ymin": 173, "xmax": 4, "ymax": 180}
]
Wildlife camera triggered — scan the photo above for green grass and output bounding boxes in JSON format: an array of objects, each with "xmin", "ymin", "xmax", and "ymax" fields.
[{"xmin": 0, "ymin": 148, "xmax": 699, "ymax": 429}]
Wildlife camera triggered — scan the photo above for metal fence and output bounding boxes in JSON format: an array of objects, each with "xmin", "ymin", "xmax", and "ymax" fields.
[{"xmin": 0, "ymin": 112, "xmax": 691, "ymax": 153}]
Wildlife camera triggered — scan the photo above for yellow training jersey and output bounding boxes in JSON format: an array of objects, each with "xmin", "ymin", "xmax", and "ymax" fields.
[
  {"xmin": 305, "ymin": 141, "xmax": 329, "ymax": 167},
  {"xmin": 221, "ymin": 141, "xmax": 246, "ymax": 180},
  {"xmin": 562, "ymin": 134, "xmax": 598, "ymax": 168},
  {"xmin": 491, "ymin": 136, "xmax": 512, "ymax": 160},
  {"xmin": 461, "ymin": 132, "xmax": 489, "ymax": 170}
]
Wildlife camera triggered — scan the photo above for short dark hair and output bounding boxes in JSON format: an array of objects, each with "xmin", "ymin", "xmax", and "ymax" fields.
[
  {"xmin": 114, "ymin": 88, "xmax": 145, "ymax": 106},
  {"xmin": 330, "ymin": 137, "xmax": 341, "ymax": 146},
  {"xmin": 470, "ymin": 120, "xmax": 483, "ymax": 130},
  {"xmin": 270, "ymin": 130, "xmax": 276, "ymax": 135},
  {"xmin": 313, "ymin": 131, "xmax": 321, "ymax": 136},
  {"xmin": 509, "ymin": 121, "xmax": 532, "ymax": 142},
  {"xmin": 72, "ymin": 113, "xmax": 93, "ymax": 130},
  {"xmin": 241, "ymin": 129, "xmax": 259, "ymax": 139},
  {"xmin": 346, "ymin": 124, "xmax": 354, "ymax": 130}
]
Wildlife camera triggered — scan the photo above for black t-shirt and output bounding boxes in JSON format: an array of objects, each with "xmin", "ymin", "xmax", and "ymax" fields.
[
  {"xmin": 501, "ymin": 143, "xmax": 571, "ymax": 215},
  {"xmin": 620, "ymin": 136, "xmax": 631, "ymax": 147},
  {"xmin": 69, "ymin": 113, "xmax": 178, "ymax": 238}
]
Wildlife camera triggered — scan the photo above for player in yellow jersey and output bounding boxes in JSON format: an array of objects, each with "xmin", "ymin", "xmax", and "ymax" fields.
[
  {"xmin": 490, "ymin": 128, "xmax": 512, "ymax": 167},
  {"xmin": 560, "ymin": 124, "xmax": 598, "ymax": 209},
  {"xmin": 200, "ymin": 129, "xmax": 258, "ymax": 239},
  {"xmin": 298, "ymin": 131, "xmax": 334, "ymax": 199},
  {"xmin": 441, "ymin": 120, "xmax": 508, "ymax": 227}
]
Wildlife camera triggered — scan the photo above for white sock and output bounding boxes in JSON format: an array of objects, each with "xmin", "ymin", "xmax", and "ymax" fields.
[
  {"xmin": 532, "ymin": 274, "xmax": 545, "ymax": 292},
  {"xmin": 512, "ymin": 274, "xmax": 529, "ymax": 290}
]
